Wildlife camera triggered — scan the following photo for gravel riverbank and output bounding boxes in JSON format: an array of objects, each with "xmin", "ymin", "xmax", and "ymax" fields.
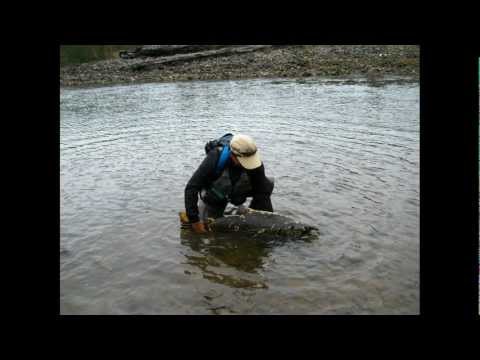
[{"xmin": 60, "ymin": 45, "xmax": 419, "ymax": 88}]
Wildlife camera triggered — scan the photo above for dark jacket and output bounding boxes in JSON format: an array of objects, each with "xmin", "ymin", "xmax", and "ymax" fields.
[{"xmin": 185, "ymin": 148, "xmax": 273, "ymax": 223}]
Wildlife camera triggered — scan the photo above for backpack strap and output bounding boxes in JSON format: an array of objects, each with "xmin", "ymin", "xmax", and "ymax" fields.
[{"xmin": 215, "ymin": 145, "xmax": 231, "ymax": 176}]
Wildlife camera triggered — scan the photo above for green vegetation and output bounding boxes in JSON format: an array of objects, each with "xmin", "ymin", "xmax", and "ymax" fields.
[{"xmin": 60, "ymin": 45, "xmax": 140, "ymax": 66}]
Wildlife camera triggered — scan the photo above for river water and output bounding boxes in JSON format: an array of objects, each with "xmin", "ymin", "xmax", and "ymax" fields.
[{"xmin": 60, "ymin": 76, "xmax": 419, "ymax": 315}]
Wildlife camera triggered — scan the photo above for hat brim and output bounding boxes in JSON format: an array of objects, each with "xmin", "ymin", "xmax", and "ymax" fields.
[{"xmin": 236, "ymin": 151, "xmax": 261, "ymax": 170}]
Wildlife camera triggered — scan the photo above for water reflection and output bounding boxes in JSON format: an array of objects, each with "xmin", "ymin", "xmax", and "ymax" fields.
[
  {"xmin": 179, "ymin": 227, "xmax": 317, "ymax": 292},
  {"xmin": 180, "ymin": 229, "xmax": 272, "ymax": 289}
]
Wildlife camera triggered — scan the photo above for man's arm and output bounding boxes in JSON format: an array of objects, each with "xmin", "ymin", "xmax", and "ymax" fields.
[
  {"xmin": 184, "ymin": 149, "xmax": 219, "ymax": 223},
  {"xmin": 246, "ymin": 164, "xmax": 274, "ymax": 212}
]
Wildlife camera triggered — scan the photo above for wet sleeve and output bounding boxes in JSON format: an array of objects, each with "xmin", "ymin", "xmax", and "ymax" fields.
[
  {"xmin": 184, "ymin": 150, "xmax": 219, "ymax": 223},
  {"xmin": 246, "ymin": 163, "xmax": 274, "ymax": 212}
]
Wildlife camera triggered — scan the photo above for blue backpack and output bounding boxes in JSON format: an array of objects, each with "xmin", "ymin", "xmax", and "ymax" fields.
[{"xmin": 204, "ymin": 133, "xmax": 233, "ymax": 176}]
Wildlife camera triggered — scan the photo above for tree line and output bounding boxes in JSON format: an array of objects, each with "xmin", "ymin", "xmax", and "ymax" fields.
[{"xmin": 60, "ymin": 45, "xmax": 140, "ymax": 66}]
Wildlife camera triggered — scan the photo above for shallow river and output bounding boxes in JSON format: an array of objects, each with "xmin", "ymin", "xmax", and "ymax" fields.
[{"xmin": 60, "ymin": 76, "xmax": 419, "ymax": 315}]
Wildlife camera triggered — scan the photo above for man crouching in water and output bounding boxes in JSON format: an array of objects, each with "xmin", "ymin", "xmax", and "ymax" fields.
[{"xmin": 184, "ymin": 133, "xmax": 274, "ymax": 234}]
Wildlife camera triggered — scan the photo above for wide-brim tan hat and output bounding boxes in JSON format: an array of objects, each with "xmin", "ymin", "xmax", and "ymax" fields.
[{"xmin": 230, "ymin": 134, "xmax": 262, "ymax": 170}]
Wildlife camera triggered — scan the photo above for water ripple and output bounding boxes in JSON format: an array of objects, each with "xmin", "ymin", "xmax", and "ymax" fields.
[{"xmin": 61, "ymin": 77, "xmax": 419, "ymax": 315}]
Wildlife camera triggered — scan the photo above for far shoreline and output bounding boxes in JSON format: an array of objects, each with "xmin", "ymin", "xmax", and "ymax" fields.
[
  {"xmin": 60, "ymin": 45, "xmax": 419, "ymax": 90},
  {"xmin": 60, "ymin": 73, "xmax": 419, "ymax": 91}
]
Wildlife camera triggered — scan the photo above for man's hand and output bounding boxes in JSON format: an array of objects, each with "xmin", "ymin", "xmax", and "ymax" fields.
[{"xmin": 192, "ymin": 221, "xmax": 208, "ymax": 234}]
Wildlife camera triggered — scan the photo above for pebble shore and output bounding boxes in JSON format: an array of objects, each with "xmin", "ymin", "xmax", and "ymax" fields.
[{"xmin": 60, "ymin": 45, "xmax": 419, "ymax": 88}]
